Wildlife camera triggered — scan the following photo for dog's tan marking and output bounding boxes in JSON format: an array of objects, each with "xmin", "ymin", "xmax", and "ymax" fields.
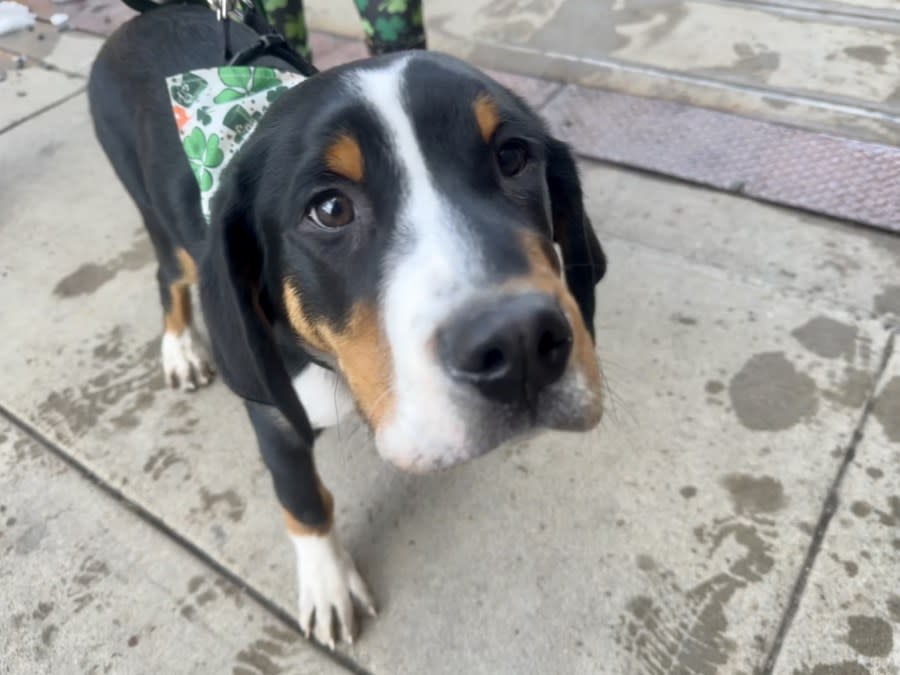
[
  {"xmin": 284, "ymin": 481, "xmax": 334, "ymax": 536},
  {"xmin": 282, "ymin": 282, "xmax": 329, "ymax": 352},
  {"xmin": 473, "ymin": 94, "xmax": 500, "ymax": 142},
  {"xmin": 325, "ymin": 133, "xmax": 365, "ymax": 183},
  {"xmin": 164, "ymin": 284, "xmax": 191, "ymax": 334},
  {"xmin": 175, "ymin": 248, "xmax": 198, "ymax": 284},
  {"xmin": 163, "ymin": 249, "xmax": 199, "ymax": 334},
  {"xmin": 515, "ymin": 231, "xmax": 602, "ymax": 395},
  {"xmin": 282, "ymin": 281, "xmax": 395, "ymax": 428}
]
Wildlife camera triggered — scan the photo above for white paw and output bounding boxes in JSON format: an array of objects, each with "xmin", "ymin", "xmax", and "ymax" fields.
[
  {"xmin": 161, "ymin": 330, "xmax": 214, "ymax": 391},
  {"xmin": 292, "ymin": 531, "xmax": 376, "ymax": 648}
]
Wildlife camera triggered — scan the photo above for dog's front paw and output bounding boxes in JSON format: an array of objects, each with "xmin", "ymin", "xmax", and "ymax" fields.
[
  {"xmin": 292, "ymin": 531, "xmax": 376, "ymax": 648},
  {"xmin": 161, "ymin": 330, "xmax": 214, "ymax": 391}
]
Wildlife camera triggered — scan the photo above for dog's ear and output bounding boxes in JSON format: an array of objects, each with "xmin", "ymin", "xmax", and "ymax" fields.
[
  {"xmin": 545, "ymin": 137, "xmax": 606, "ymax": 338},
  {"xmin": 199, "ymin": 166, "xmax": 314, "ymax": 442}
]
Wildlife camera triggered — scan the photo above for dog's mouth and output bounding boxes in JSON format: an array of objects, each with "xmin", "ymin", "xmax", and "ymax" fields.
[{"xmin": 370, "ymin": 348, "xmax": 604, "ymax": 474}]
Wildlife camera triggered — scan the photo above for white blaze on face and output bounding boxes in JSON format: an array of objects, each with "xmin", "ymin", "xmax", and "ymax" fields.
[{"xmin": 351, "ymin": 59, "xmax": 485, "ymax": 470}]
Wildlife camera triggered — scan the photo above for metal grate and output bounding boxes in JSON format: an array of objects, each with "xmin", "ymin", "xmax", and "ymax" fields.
[{"xmin": 543, "ymin": 85, "xmax": 900, "ymax": 233}]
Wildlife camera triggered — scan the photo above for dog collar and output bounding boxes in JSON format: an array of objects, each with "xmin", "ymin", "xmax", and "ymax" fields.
[{"xmin": 166, "ymin": 66, "xmax": 306, "ymax": 222}]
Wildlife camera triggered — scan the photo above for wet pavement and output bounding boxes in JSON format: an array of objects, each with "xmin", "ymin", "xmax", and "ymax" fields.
[
  {"xmin": 309, "ymin": 0, "xmax": 900, "ymax": 145},
  {"xmin": 2, "ymin": 2, "xmax": 899, "ymax": 674}
]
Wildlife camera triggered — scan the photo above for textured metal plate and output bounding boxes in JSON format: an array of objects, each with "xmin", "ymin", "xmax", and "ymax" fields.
[{"xmin": 543, "ymin": 85, "xmax": 900, "ymax": 233}]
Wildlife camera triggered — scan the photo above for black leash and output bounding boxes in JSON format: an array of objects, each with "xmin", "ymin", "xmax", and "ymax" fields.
[
  {"xmin": 215, "ymin": 0, "xmax": 318, "ymax": 76},
  {"xmin": 228, "ymin": 30, "xmax": 318, "ymax": 76}
]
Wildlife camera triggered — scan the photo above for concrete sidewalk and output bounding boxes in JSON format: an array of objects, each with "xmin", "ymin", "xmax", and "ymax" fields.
[{"xmin": 2, "ymin": 4, "xmax": 900, "ymax": 674}]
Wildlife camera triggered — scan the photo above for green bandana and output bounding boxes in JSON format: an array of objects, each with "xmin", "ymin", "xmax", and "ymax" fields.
[{"xmin": 167, "ymin": 66, "xmax": 306, "ymax": 222}]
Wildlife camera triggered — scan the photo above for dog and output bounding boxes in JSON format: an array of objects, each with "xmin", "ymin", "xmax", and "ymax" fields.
[{"xmin": 88, "ymin": 3, "xmax": 606, "ymax": 648}]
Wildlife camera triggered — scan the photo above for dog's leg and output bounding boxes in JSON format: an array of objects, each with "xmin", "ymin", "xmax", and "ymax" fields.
[
  {"xmin": 245, "ymin": 401, "xmax": 375, "ymax": 648},
  {"xmin": 148, "ymin": 222, "xmax": 214, "ymax": 391}
]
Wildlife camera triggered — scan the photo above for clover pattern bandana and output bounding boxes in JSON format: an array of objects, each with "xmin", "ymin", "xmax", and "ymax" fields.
[{"xmin": 166, "ymin": 67, "xmax": 306, "ymax": 222}]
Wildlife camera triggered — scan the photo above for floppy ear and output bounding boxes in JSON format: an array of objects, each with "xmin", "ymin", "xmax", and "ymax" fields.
[
  {"xmin": 199, "ymin": 168, "xmax": 314, "ymax": 443},
  {"xmin": 545, "ymin": 137, "xmax": 606, "ymax": 338}
]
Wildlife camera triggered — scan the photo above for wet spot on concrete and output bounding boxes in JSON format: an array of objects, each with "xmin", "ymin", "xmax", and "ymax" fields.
[
  {"xmin": 37, "ymin": 329, "xmax": 163, "ymax": 442},
  {"xmin": 850, "ymin": 501, "xmax": 871, "ymax": 518},
  {"xmin": 732, "ymin": 42, "xmax": 780, "ymax": 79},
  {"xmin": 874, "ymin": 496, "xmax": 900, "ymax": 528},
  {"xmin": 846, "ymin": 615, "xmax": 893, "ymax": 657},
  {"xmin": 15, "ymin": 522, "xmax": 47, "ymax": 555},
  {"xmin": 799, "ymin": 662, "xmax": 870, "ymax": 675},
  {"xmin": 722, "ymin": 474, "xmax": 786, "ymax": 514},
  {"xmin": 867, "ymin": 467, "xmax": 884, "ymax": 480},
  {"xmin": 233, "ymin": 624, "xmax": 299, "ymax": 675},
  {"xmin": 872, "ymin": 376, "xmax": 900, "ymax": 443},
  {"xmin": 41, "ymin": 625, "xmax": 57, "ymax": 647},
  {"xmin": 671, "ymin": 312, "xmax": 698, "ymax": 325},
  {"xmin": 143, "ymin": 447, "xmax": 189, "ymax": 482},
  {"xmin": 636, "ymin": 554, "xmax": 655, "ymax": 571},
  {"xmin": 729, "ymin": 352, "xmax": 818, "ymax": 431},
  {"xmin": 844, "ymin": 45, "xmax": 890, "ymax": 67},
  {"xmin": 705, "ymin": 380, "xmax": 724, "ymax": 395},
  {"xmin": 73, "ymin": 556, "xmax": 110, "ymax": 587},
  {"xmin": 843, "ymin": 560, "xmax": 858, "ymax": 577},
  {"xmin": 38, "ymin": 141, "xmax": 62, "ymax": 158},
  {"xmin": 128, "ymin": 635, "xmax": 139, "ymax": 647},
  {"xmin": 792, "ymin": 316, "xmax": 857, "ymax": 360},
  {"xmin": 234, "ymin": 647, "xmax": 282, "ymax": 675},
  {"xmin": 195, "ymin": 488, "xmax": 245, "ymax": 523},
  {"xmin": 53, "ymin": 237, "xmax": 153, "ymax": 298},
  {"xmin": 887, "ymin": 595, "xmax": 900, "ymax": 623},
  {"xmin": 680, "ymin": 485, "xmax": 697, "ymax": 499},
  {"xmin": 32, "ymin": 602, "xmax": 53, "ymax": 620},
  {"xmin": 824, "ymin": 367, "xmax": 872, "ymax": 409},
  {"xmin": 619, "ymin": 510, "xmax": 776, "ymax": 672},
  {"xmin": 874, "ymin": 285, "xmax": 900, "ymax": 317},
  {"xmin": 196, "ymin": 589, "xmax": 216, "ymax": 607}
]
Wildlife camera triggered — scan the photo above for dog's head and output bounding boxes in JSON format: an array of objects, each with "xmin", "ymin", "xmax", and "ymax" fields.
[{"xmin": 201, "ymin": 52, "xmax": 606, "ymax": 472}]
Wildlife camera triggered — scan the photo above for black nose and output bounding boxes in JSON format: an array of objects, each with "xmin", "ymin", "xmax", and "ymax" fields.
[{"xmin": 438, "ymin": 294, "xmax": 573, "ymax": 405}]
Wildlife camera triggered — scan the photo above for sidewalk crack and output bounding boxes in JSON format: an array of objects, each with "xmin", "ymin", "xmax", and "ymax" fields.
[
  {"xmin": 760, "ymin": 326, "xmax": 897, "ymax": 674},
  {"xmin": 0, "ymin": 403, "xmax": 375, "ymax": 675}
]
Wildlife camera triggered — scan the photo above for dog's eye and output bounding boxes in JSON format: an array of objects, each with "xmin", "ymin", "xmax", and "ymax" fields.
[
  {"xmin": 308, "ymin": 190, "xmax": 355, "ymax": 229},
  {"xmin": 496, "ymin": 140, "xmax": 528, "ymax": 177}
]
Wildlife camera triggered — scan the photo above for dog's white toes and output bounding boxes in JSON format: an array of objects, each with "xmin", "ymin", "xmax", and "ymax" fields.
[
  {"xmin": 348, "ymin": 564, "xmax": 377, "ymax": 617},
  {"xmin": 161, "ymin": 330, "xmax": 214, "ymax": 392},
  {"xmin": 293, "ymin": 530, "xmax": 374, "ymax": 647},
  {"xmin": 298, "ymin": 585, "xmax": 315, "ymax": 639}
]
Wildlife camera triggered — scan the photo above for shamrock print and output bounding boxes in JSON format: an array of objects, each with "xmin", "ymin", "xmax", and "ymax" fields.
[
  {"xmin": 170, "ymin": 72, "xmax": 208, "ymax": 107},
  {"xmin": 182, "ymin": 128, "xmax": 224, "ymax": 192},
  {"xmin": 196, "ymin": 107, "xmax": 212, "ymax": 126},
  {"xmin": 213, "ymin": 67, "xmax": 282, "ymax": 104},
  {"xmin": 167, "ymin": 67, "xmax": 307, "ymax": 221},
  {"xmin": 222, "ymin": 105, "xmax": 255, "ymax": 143}
]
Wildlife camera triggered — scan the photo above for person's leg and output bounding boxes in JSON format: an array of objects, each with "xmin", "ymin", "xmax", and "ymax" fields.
[
  {"xmin": 352, "ymin": 0, "xmax": 426, "ymax": 55},
  {"xmin": 263, "ymin": 0, "xmax": 312, "ymax": 60}
]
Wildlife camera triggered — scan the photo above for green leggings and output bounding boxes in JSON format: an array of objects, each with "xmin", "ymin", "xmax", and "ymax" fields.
[{"xmin": 262, "ymin": 0, "xmax": 426, "ymax": 61}]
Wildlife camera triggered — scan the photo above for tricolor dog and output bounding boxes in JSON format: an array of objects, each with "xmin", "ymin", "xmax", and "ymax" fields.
[{"xmin": 88, "ymin": 4, "xmax": 606, "ymax": 648}]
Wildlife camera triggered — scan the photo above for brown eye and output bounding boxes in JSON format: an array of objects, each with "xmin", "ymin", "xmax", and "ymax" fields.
[
  {"xmin": 496, "ymin": 140, "xmax": 528, "ymax": 177},
  {"xmin": 309, "ymin": 190, "xmax": 354, "ymax": 229}
]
